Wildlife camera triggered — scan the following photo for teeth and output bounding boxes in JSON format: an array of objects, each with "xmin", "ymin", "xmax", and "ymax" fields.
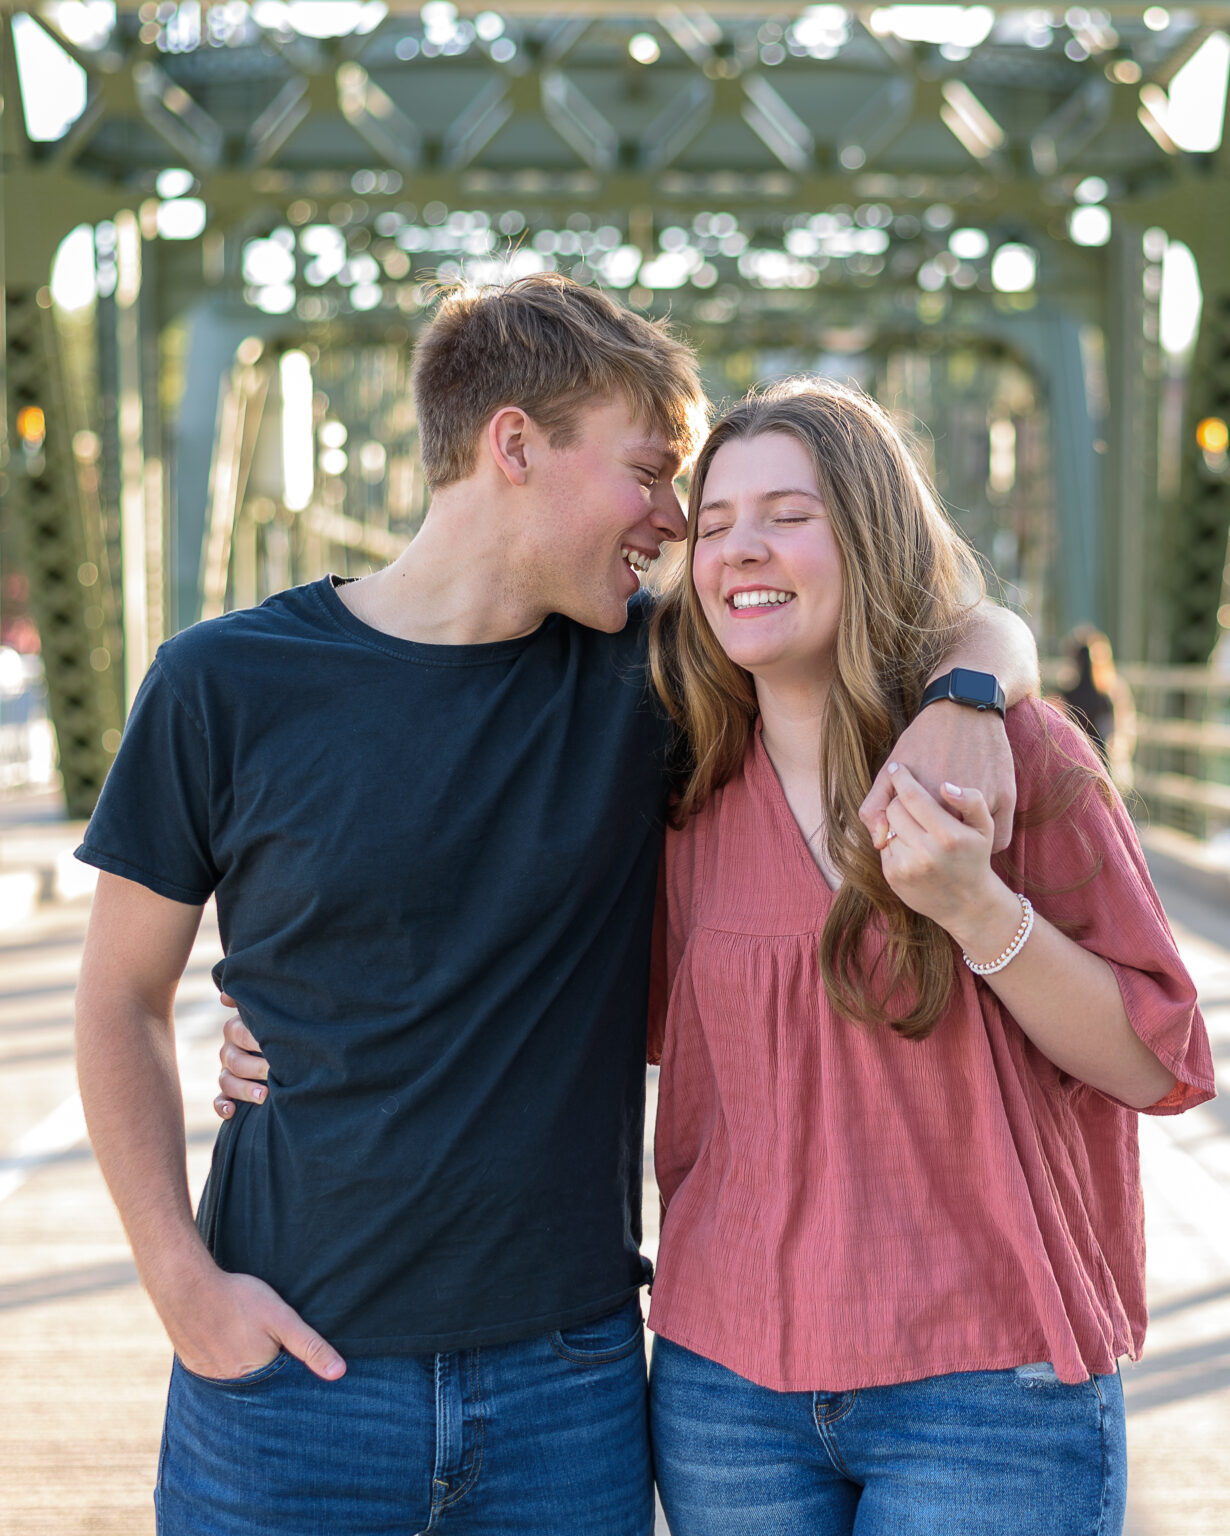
[
  {"xmin": 621, "ymin": 547, "xmax": 655, "ymax": 574},
  {"xmin": 731, "ymin": 590, "xmax": 794, "ymax": 609}
]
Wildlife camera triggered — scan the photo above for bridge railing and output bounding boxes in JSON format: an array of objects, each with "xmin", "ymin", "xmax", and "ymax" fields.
[
  {"xmin": 1039, "ymin": 661, "xmax": 1230, "ymax": 845},
  {"xmin": 1117, "ymin": 666, "xmax": 1230, "ymax": 843}
]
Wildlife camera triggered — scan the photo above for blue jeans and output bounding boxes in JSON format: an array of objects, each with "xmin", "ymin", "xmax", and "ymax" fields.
[
  {"xmin": 650, "ymin": 1336, "xmax": 1127, "ymax": 1536},
  {"xmin": 156, "ymin": 1297, "xmax": 651, "ymax": 1535}
]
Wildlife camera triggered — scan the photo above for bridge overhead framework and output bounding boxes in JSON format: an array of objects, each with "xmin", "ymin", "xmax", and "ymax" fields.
[{"xmin": 1, "ymin": 1, "xmax": 1229, "ymax": 811}]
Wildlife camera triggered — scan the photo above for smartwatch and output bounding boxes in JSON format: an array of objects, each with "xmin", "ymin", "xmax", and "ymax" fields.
[{"xmin": 918, "ymin": 668, "xmax": 1006, "ymax": 719}]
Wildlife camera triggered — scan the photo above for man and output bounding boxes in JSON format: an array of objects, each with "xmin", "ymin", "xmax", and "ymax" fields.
[{"xmin": 75, "ymin": 273, "xmax": 1037, "ymax": 1535}]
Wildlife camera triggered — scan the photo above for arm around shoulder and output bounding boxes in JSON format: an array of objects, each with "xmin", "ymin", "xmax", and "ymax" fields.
[{"xmin": 938, "ymin": 599, "xmax": 1039, "ymax": 707}]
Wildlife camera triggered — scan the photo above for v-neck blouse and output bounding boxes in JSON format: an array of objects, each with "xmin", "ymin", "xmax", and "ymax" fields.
[{"xmin": 648, "ymin": 699, "xmax": 1214, "ymax": 1391}]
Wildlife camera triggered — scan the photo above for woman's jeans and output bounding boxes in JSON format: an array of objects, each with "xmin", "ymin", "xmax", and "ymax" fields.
[
  {"xmin": 155, "ymin": 1297, "xmax": 651, "ymax": 1535},
  {"xmin": 650, "ymin": 1335, "xmax": 1127, "ymax": 1536}
]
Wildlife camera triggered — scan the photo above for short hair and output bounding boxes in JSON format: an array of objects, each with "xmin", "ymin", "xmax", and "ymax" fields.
[{"xmin": 411, "ymin": 273, "xmax": 708, "ymax": 489}]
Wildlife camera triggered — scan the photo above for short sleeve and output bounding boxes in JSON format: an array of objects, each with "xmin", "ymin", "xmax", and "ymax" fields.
[
  {"xmin": 75, "ymin": 654, "xmax": 219, "ymax": 905},
  {"xmin": 1002, "ymin": 700, "xmax": 1214, "ymax": 1115}
]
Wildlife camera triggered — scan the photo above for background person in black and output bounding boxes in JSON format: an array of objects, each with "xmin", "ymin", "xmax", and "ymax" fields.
[
  {"xmin": 1057, "ymin": 624, "xmax": 1136, "ymax": 783},
  {"xmin": 77, "ymin": 274, "xmax": 1038, "ymax": 1536}
]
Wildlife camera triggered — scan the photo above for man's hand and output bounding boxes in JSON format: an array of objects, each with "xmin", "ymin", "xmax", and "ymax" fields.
[
  {"xmin": 860, "ymin": 596, "xmax": 1037, "ymax": 852},
  {"xmin": 214, "ymin": 993, "xmax": 270, "ymax": 1120},
  {"xmin": 166, "ymin": 1262, "xmax": 346, "ymax": 1383},
  {"xmin": 860, "ymin": 701, "xmax": 1016, "ymax": 853}
]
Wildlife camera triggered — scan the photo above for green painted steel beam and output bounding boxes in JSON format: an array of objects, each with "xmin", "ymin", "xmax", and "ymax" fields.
[
  {"xmin": 3, "ymin": 1, "xmax": 1228, "ymax": 698},
  {"xmin": 4, "ymin": 292, "xmax": 124, "ymax": 814}
]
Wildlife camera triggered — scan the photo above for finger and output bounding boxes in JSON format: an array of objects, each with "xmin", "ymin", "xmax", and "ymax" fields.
[
  {"xmin": 218, "ymin": 1067, "xmax": 267, "ymax": 1105},
  {"xmin": 219, "ymin": 991, "xmax": 237, "ymax": 1008},
  {"xmin": 989, "ymin": 784, "xmax": 1016, "ymax": 854},
  {"xmin": 859, "ymin": 765, "xmax": 894, "ymax": 848},
  {"xmin": 220, "ymin": 1038, "xmax": 269, "ymax": 1083},
  {"xmin": 270, "ymin": 1305, "xmax": 346, "ymax": 1381},
  {"xmin": 884, "ymin": 794, "xmax": 928, "ymax": 843},
  {"xmin": 883, "ymin": 763, "xmax": 954, "ymax": 839},
  {"xmin": 222, "ymin": 1014, "xmax": 262, "ymax": 1053},
  {"xmin": 940, "ymin": 782, "xmax": 994, "ymax": 838},
  {"xmin": 213, "ymin": 1094, "xmax": 235, "ymax": 1120}
]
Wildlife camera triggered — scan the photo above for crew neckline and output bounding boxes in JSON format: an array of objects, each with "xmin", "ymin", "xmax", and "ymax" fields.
[{"xmin": 313, "ymin": 575, "xmax": 556, "ymax": 664}]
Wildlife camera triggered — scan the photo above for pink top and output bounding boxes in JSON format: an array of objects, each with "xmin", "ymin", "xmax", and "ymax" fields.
[{"xmin": 648, "ymin": 699, "xmax": 1214, "ymax": 1390}]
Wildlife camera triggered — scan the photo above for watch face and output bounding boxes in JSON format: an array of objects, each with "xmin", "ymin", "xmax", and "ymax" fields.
[{"xmin": 949, "ymin": 668, "xmax": 1000, "ymax": 707}]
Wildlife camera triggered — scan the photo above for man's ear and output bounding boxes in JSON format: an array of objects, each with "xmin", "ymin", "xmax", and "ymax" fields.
[{"xmin": 486, "ymin": 406, "xmax": 534, "ymax": 487}]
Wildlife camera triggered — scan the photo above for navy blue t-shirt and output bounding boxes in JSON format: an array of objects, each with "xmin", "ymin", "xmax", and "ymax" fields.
[{"xmin": 77, "ymin": 577, "xmax": 669, "ymax": 1352}]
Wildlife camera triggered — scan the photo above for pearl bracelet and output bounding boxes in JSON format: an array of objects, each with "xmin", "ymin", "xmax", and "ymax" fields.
[{"xmin": 962, "ymin": 893, "xmax": 1035, "ymax": 976}]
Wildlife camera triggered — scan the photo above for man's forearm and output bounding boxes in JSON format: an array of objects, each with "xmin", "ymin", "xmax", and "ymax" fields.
[
  {"xmin": 935, "ymin": 600, "xmax": 1039, "ymax": 706},
  {"xmin": 78, "ymin": 987, "xmax": 347, "ymax": 1380},
  {"xmin": 76, "ymin": 993, "xmax": 216, "ymax": 1328},
  {"xmin": 74, "ymin": 872, "xmax": 345, "ymax": 1380}
]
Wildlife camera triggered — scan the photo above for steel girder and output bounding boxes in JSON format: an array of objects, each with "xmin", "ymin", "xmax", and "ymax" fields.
[
  {"xmin": 1169, "ymin": 286, "xmax": 1230, "ymax": 663},
  {"xmin": 4, "ymin": 291, "xmax": 123, "ymax": 814},
  {"xmin": 2, "ymin": 4, "xmax": 1229, "ymax": 817}
]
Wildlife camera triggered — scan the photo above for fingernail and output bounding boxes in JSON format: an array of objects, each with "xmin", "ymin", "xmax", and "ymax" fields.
[
  {"xmin": 944, "ymin": 781, "xmax": 962, "ymax": 796},
  {"xmin": 253, "ymin": 1087, "xmax": 265, "ymax": 1103},
  {"xmin": 887, "ymin": 761, "xmax": 899, "ymax": 774}
]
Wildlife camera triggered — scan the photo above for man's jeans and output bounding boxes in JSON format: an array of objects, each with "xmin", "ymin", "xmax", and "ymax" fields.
[
  {"xmin": 155, "ymin": 1297, "xmax": 651, "ymax": 1535},
  {"xmin": 651, "ymin": 1335, "xmax": 1127, "ymax": 1536}
]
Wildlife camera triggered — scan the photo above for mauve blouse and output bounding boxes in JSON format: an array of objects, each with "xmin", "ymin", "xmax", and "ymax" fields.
[{"xmin": 648, "ymin": 699, "xmax": 1215, "ymax": 1391}]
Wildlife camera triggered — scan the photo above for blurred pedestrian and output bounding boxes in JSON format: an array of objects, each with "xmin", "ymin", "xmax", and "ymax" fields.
[{"xmin": 1059, "ymin": 625, "xmax": 1136, "ymax": 782}]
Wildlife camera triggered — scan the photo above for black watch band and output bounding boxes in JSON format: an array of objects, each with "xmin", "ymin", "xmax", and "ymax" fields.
[{"xmin": 918, "ymin": 668, "xmax": 1006, "ymax": 719}]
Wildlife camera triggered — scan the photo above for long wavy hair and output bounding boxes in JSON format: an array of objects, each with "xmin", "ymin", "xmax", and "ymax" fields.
[{"xmin": 649, "ymin": 378, "xmax": 985, "ymax": 1040}]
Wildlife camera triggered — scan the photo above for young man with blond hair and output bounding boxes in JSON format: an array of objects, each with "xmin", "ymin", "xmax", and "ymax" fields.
[{"xmin": 75, "ymin": 274, "xmax": 1036, "ymax": 1535}]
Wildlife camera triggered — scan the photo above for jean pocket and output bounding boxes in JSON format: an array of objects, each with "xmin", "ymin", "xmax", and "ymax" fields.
[
  {"xmin": 550, "ymin": 1299, "xmax": 644, "ymax": 1364},
  {"xmin": 175, "ymin": 1349, "xmax": 291, "ymax": 1388},
  {"xmin": 1012, "ymin": 1360, "xmax": 1060, "ymax": 1386}
]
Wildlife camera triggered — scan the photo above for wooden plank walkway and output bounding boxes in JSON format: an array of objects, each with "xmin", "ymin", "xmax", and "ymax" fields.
[
  {"xmin": 0, "ymin": 812, "xmax": 1226, "ymax": 1536},
  {"xmin": 0, "ymin": 884, "xmax": 224, "ymax": 1536}
]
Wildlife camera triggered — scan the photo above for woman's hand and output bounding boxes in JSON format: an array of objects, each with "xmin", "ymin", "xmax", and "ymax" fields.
[
  {"xmin": 878, "ymin": 763, "xmax": 1019, "ymax": 955},
  {"xmin": 213, "ymin": 992, "xmax": 271, "ymax": 1120},
  {"xmin": 860, "ymin": 701, "xmax": 1017, "ymax": 854}
]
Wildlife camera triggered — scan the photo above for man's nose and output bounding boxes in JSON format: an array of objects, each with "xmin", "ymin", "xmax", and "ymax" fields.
[{"xmin": 652, "ymin": 483, "xmax": 687, "ymax": 543}]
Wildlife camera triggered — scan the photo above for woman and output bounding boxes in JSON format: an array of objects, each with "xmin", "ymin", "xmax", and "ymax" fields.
[
  {"xmin": 644, "ymin": 379, "xmax": 1212, "ymax": 1535},
  {"xmin": 1058, "ymin": 624, "xmax": 1136, "ymax": 783}
]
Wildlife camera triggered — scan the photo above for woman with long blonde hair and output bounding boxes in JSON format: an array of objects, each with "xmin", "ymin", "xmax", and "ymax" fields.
[{"xmin": 645, "ymin": 379, "xmax": 1212, "ymax": 1535}]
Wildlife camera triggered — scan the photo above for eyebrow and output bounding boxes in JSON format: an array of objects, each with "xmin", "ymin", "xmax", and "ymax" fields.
[
  {"xmin": 628, "ymin": 439, "xmax": 680, "ymax": 468},
  {"xmin": 697, "ymin": 487, "xmax": 824, "ymax": 514}
]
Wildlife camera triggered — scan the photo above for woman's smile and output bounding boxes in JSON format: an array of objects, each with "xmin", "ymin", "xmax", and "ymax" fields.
[
  {"xmin": 692, "ymin": 431, "xmax": 842, "ymax": 685},
  {"xmin": 725, "ymin": 587, "xmax": 796, "ymax": 611}
]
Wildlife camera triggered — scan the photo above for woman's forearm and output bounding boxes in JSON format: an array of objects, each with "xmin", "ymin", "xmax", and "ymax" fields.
[{"xmin": 947, "ymin": 878, "xmax": 1177, "ymax": 1109}]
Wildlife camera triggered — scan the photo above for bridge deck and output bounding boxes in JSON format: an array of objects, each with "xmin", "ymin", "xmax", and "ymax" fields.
[{"xmin": 1, "ymin": 794, "xmax": 1227, "ymax": 1536}]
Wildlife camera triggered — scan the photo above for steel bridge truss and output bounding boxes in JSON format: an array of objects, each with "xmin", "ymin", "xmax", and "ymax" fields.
[{"xmin": 2, "ymin": 2, "xmax": 1229, "ymax": 806}]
